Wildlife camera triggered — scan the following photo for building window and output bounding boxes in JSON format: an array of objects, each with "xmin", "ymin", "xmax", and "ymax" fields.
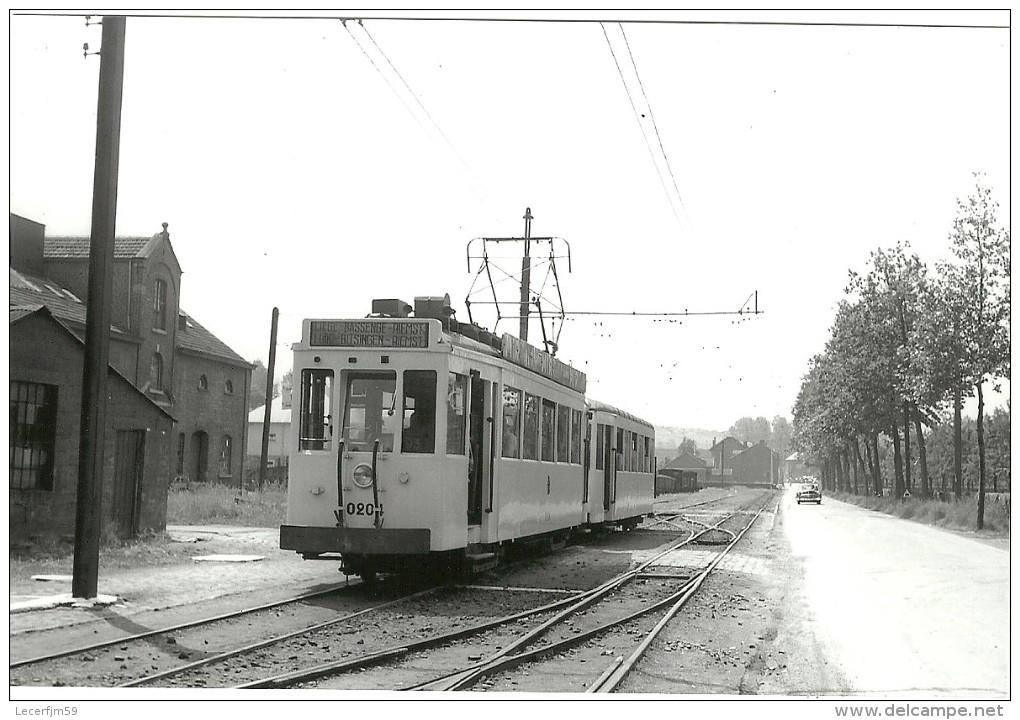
[
  {"xmin": 219, "ymin": 435, "xmax": 232, "ymax": 477},
  {"xmin": 198, "ymin": 374, "xmax": 208, "ymax": 391},
  {"xmin": 9, "ymin": 381, "xmax": 58, "ymax": 491},
  {"xmin": 224, "ymin": 379, "xmax": 234, "ymax": 395},
  {"xmin": 153, "ymin": 279, "xmax": 167, "ymax": 331},
  {"xmin": 150, "ymin": 353, "xmax": 163, "ymax": 391}
]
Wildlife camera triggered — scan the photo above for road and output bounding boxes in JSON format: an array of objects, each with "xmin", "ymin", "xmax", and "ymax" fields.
[{"xmin": 766, "ymin": 489, "xmax": 1009, "ymax": 699}]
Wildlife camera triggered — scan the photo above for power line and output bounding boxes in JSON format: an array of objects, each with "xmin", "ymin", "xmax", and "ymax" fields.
[
  {"xmin": 619, "ymin": 23, "xmax": 687, "ymax": 219},
  {"xmin": 600, "ymin": 22, "xmax": 683, "ymax": 230}
]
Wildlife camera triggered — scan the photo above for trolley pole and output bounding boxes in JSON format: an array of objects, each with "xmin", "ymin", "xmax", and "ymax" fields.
[
  {"xmin": 72, "ymin": 15, "xmax": 127, "ymax": 600},
  {"xmin": 519, "ymin": 207, "xmax": 533, "ymax": 342},
  {"xmin": 258, "ymin": 307, "xmax": 280, "ymax": 490}
]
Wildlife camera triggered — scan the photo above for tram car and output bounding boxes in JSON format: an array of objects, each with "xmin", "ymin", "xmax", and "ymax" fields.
[{"xmin": 279, "ymin": 294, "xmax": 655, "ymax": 580}]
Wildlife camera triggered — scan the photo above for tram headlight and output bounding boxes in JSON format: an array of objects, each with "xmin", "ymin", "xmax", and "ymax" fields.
[{"xmin": 352, "ymin": 463, "xmax": 375, "ymax": 488}]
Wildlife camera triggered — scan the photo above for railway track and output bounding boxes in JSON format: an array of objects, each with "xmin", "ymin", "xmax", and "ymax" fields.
[
  {"xmin": 220, "ymin": 497, "xmax": 768, "ymax": 692},
  {"xmin": 11, "ymin": 490, "xmax": 771, "ymax": 691}
]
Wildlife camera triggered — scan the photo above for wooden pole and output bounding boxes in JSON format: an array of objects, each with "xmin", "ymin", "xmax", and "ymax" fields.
[
  {"xmin": 72, "ymin": 16, "xmax": 126, "ymax": 599},
  {"xmin": 259, "ymin": 307, "xmax": 279, "ymax": 490}
]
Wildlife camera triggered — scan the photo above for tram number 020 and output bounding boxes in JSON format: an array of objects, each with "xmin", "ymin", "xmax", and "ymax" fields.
[{"xmin": 345, "ymin": 502, "xmax": 383, "ymax": 517}]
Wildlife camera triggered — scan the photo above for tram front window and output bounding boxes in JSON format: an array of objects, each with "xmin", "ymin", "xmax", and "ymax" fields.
[
  {"xmin": 342, "ymin": 372, "xmax": 397, "ymax": 452},
  {"xmin": 402, "ymin": 370, "xmax": 437, "ymax": 454}
]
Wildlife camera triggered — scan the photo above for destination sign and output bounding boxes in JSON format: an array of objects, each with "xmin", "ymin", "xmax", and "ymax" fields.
[{"xmin": 309, "ymin": 320, "xmax": 431, "ymax": 348}]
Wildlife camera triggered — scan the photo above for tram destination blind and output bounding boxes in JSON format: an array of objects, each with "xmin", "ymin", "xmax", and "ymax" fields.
[{"xmin": 309, "ymin": 320, "xmax": 431, "ymax": 348}]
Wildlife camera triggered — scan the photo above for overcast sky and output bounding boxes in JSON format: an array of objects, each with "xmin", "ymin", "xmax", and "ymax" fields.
[{"xmin": 8, "ymin": 10, "xmax": 1011, "ymax": 431}]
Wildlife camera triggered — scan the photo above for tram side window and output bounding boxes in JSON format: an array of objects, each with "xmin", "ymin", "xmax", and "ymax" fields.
[
  {"xmin": 501, "ymin": 386, "xmax": 522, "ymax": 459},
  {"xmin": 446, "ymin": 372, "xmax": 467, "ymax": 455},
  {"xmin": 343, "ymin": 372, "xmax": 397, "ymax": 452},
  {"xmin": 570, "ymin": 410, "xmax": 582, "ymax": 464},
  {"xmin": 643, "ymin": 436, "xmax": 651, "ymax": 472},
  {"xmin": 556, "ymin": 404, "xmax": 570, "ymax": 462},
  {"xmin": 299, "ymin": 369, "xmax": 333, "ymax": 451},
  {"xmin": 541, "ymin": 399, "xmax": 556, "ymax": 462},
  {"xmin": 616, "ymin": 428, "xmax": 625, "ymax": 468},
  {"xmin": 595, "ymin": 422, "xmax": 605, "ymax": 470},
  {"xmin": 401, "ymin": 370, "xmax": 437, "ymax": 454},
  {"xmin": 523, "ymin": 393, "xmax": 540, "ymax": 460}
]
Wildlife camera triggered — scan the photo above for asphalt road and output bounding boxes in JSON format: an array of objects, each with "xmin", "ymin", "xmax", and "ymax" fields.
[{"xmin": 772, "ymin": 489, "xmax": 1009, "ymax": 699}]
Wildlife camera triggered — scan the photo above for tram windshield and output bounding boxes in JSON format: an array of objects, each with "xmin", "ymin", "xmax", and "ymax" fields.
[{"xmin": 342, "ymin": 372, "xmax": 398, "ymax": 452}]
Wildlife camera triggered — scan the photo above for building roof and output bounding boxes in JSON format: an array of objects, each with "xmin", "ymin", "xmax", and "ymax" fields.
[
  {"xmin": 43, "ymin": 235, "xmax": 159, "ymax": 260},
  {"xmin": 177, "ymin": 311, "xmax": 251, "ymax": 367},
  {"xmin": 9, "ymin": 306, "xmax": 175, "ymax": 421},
  {"xmin": 248, "ymin": 395, "xmax": 293, "ymax": 424},
  {"xmin": 9, "ymin": 268, "xmax": 132, "ymax": 337},
  {"xmin": 663, "ymin": 451, "xmax": 707, "ymax": 470}
]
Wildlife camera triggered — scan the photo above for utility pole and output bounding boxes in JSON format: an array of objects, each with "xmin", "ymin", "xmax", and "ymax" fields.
[
  {"xmin": 259, "ymin": 307, "xmax": 280, "ymax": 490},
  {"xmin": 72, "ymin": 15, "xmax": 127, "ymax": 600},
  {"xmin": 519, "ymin": 207, "xmax": 532, "ymax": 342}
]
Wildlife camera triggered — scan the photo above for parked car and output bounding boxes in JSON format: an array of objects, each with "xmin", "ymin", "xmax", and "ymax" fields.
[{"xmin": 796, "ymin": 482, "xmax": 822, "ymax": 505}]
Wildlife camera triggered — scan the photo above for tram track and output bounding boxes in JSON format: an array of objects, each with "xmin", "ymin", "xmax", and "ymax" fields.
[{"xmin": 224, "ymin": 497, "xmax": 768, "ymax": 692}]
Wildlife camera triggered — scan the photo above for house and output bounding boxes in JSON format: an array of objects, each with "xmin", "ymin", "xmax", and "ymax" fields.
[
  {"xmin": 657, "ymin": 451, "xmax": 707, "ymax": 494},
  {"xmin": 9, "ymin": 213, "xmax": 253, "ymax": 540},
  {"xmin": 246, "ymin": 392, "xmax": 292, "ymax": 473},
  {"xmin": 706, "ymin": 436, "xmax": 746, "ymax": 484},
  {"xmin": 10, "ymin": 305, "xmax": 175, "ymax": 540},
  {"xmin": 727, "ymin": 441, "xmax": 780, "ymax": 487}
]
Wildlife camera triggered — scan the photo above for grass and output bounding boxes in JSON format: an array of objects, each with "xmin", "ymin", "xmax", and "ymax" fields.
[
  {"xmin": 829, "ymin": 490, "xmax": 1010, "ymax": 536},
  {"xmin": 9, "ymin": 483, "xmax": 289, "ymax": 575},
  {"xmin": 166, "ymin": 480, "xmax": 287, "ymax": 527}
]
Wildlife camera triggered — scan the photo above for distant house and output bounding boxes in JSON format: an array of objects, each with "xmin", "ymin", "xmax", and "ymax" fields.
[
  {"xmin": 9, "ymin": 213, "xmax": 253, "ymax": 541},
  {"xmin": 727, "ymin": 441, "xmax": 780, "ymax": 486},
  {"xmin": 247, "ymin": 392, "xmax": 292, "ymax": 471},
  {"xmin": 658, "ymin": 451, "xmax": 707, "ymax": 494},
  {"xmin": 707, "ymin": 436, "xmax": 746, "ymax": 483}
]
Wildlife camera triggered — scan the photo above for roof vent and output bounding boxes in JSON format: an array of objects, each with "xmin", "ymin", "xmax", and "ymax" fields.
[
  {"xmin": 371, "ymin": 298, "xmax": 412, "ymax": 318},
  {"xmin": 414, "ymin": 294, "xmax": 455, "ymax": 330}
]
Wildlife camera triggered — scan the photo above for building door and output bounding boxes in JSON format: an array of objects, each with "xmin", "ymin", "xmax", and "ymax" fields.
[
  {"xmin": 191, "ymin": 430, "xmax": 209, "ymax": 483},
  {"xmin": 112, "ymin": 430, "xmax": 145, "ymax": 539}
]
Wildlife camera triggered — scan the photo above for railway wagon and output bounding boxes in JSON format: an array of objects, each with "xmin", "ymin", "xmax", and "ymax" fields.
[{"xmin": 280, "ymin": 295, "xmax": 655, "ymax": 579}]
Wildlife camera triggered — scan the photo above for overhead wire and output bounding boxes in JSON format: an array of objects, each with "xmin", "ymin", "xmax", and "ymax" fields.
[
  {"xmin": 600, "ymin": 22, "xmax": 683, "ymax": 230},
  {"xmin": 619, "ymin": 23, "xmax": 687, "ymax": 219},
  {"xmin": 344, "ymin": 19, "xmax": 493, "ymax": 213}
]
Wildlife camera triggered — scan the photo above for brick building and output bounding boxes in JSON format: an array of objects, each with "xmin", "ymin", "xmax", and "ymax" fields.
[
  {"xmin": 9, "ymin": 214, "xmax": 252, "ymax": 541},
  {"xmin": 726, "ymin": 441, "xmax": 780, "ymax": 486}
]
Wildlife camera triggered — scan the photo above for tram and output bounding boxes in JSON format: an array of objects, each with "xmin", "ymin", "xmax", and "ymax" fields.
[{"xmin": 279, "ymin": 294, "xmax": 655, "ymax": 579}]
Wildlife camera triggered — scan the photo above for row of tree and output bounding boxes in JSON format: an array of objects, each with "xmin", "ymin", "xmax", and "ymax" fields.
[{"xmin": 792, "ymin": 175, "xmax": 1010, "ymax": 527}]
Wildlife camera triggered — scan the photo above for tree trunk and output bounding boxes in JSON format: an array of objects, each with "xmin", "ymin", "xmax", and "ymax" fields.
[
  {"xmin": 902, "ymin": 401, "xmax": 912, "ymax": 493},
  {"xmin": 850, "ymin": 440, "xmax": 860, "ymax": 495},
  {"xmin": 834, "ymin": 450, "xmax": 845, "ymax": 492},
  {"xmin": 912, "ymin": 404, "xmax": 930, "ymax": 496},
  {"xmin": 891, "ymin": 422, "xmax": 905, "ymax": 497},
  {"xmin": 871, "ymin": 432, "xmax": 883, "ymax": 496},
  {"xmin": 977, "ymin": 380, "xmax": 987, "ymax": 529},
  {"xmin": 953, "ymin": 388, "xmax": 963, "ymax": 500}
]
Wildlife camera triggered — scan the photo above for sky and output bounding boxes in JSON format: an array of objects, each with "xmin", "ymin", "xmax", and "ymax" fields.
[{"xmin": 8, "ymin": 9, "xmax": 1011, "ymax": 432}]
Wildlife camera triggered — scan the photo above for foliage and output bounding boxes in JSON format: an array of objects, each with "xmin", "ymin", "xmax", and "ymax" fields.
[
  {"xmin": 830, "ymin": 491, "xmax": 1009, "ymax": 535},
  {"xmin": 678, "ymin": 436, "xmax": 699, "ymax": 455},
  {"xmin": 248, "ymin": 359, "xmax": 281, "ymax": 411}
]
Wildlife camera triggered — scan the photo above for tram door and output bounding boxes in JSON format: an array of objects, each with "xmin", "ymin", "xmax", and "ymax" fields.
[
  {"xmin": 467, "ymin": 372, "xmax": 485, "ymax": 525},
  {"xmin": 602, "ymin": 424, "xmax": 614, "ymax": 512}
]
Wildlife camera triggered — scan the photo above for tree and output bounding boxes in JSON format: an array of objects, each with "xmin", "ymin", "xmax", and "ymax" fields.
[
  {"xmin": 678, "ymin": 436, "xmax": 698, "ymax": 456},
  {"xmin": 248, "ymin": 359, "xmax": 280, "ymax": 411},
  {"xmin": 947, "ymin": 176, "xmax": 1010, "ymax": 527}
]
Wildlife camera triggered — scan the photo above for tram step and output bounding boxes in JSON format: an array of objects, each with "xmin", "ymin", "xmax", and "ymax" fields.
[{"xmin": 466, "ymin": 552, "xmax": 498, "ymax": 574}]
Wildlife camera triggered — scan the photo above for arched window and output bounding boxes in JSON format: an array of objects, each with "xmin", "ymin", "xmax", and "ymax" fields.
[
  {"xmin": 224, "ymin": 379, "xmax": 234, "ymax": 395},
  {"xmin": 198, "ymin": 374, "xmax": 208, "ymax": 391},
  {"xmin": 153, "ymin": 279, "xmax": 167, "ymax": 330},
  {"xmin": 150, "ymin": 353, "xmax": 163, "ymax": 391},
  {"xmin": 219, "ymin": 435, "xmax": 232, "ymax": 477}
]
